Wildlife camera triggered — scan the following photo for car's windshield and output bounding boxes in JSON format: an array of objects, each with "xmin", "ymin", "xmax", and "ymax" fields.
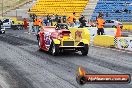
[
  {"xmin": 3, "ymin": 19, "xmax": 9, "ymax": 23},
  {"xmin": 56, "ymin": 24, "xmax": 68, "ymax": 30}
]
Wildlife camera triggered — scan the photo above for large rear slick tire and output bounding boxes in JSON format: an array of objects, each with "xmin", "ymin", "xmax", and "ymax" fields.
[
  {"xmin": 81, "ymin": 44, "xmax": 89, "ymax": 56},
  {"xmin": 38, "ymin": 38, "xmax": 42, "ymax": 51}
]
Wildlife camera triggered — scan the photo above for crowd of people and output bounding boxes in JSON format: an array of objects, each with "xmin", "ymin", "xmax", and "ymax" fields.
[
  {"xmin": 0, "ymin": 12, "xmax": 105, "ymax": 36},
  {"xmin": 25, "ymin": 12, "xmax": 78, "ymax": 34},
  {"xmin": 23, "ymin": 12, "xmax": 105, "ymax": 35}
]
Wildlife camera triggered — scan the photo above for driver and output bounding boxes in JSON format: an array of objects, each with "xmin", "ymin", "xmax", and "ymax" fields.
[
  {"xmin": 56, "ymin": 24, "xmax": 68, "ymax": 30},
  {"xmin": 61, "ymin": 25, "xmax": 65, "ymax": 29}
]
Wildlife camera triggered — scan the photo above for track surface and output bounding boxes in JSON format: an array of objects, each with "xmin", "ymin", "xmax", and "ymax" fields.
[{"xmin": 0, "ymin": 30, "xmax": 132, "ymax": 88}]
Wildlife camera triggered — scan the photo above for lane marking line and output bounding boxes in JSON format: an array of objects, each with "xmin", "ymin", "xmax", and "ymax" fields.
[{"xmin": 92, "ymin": 45, "xmax": 132, "ymax": 54}]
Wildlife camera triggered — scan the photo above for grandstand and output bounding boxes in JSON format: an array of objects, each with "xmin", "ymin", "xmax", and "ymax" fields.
[
  {"xmin": 82, "ymin": 0, "xmax": 98, "ymax": 21},
  {"xmin": 90, "ymin": 0, "xmax": 132, "ymax": 22},
  {"xmin": 1, "ymin": 0, "xmax": 132, "ymax": 23},
  {"xmin": 30, "ymin": 0, "xmax": 89, "ymax": 18}
]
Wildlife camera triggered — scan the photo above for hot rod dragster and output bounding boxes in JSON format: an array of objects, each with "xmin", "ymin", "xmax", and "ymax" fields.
[{"xmin": 37, "ymin": 23, "xmax": 89, "ymax": 56}]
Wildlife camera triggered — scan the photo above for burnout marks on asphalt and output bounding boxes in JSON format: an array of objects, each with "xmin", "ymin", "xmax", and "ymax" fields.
[
  {"xmin": 0, "ymin": 59, "xmax": 35, "ymax": 88},
  {"xmin": 0, "ymin": 34, "xmax": 37, "ymax": 46}
]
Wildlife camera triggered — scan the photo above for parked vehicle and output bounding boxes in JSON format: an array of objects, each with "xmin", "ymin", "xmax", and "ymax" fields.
[
  {"xmin": 104, "ymin": 20, "xmax": 123, "ymax": 28},
  {"xmin": 2, "ymin": 18, "xmax": 13, "ymax": 29},
  {"xmin": 1, "ymin": 18, "xmax": 24, "ymax": 30}
]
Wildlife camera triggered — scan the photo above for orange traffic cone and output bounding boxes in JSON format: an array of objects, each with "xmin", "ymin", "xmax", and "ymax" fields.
[{"xmin": 115, "ymin": 24, "xmax": 121, "ymax": 37}]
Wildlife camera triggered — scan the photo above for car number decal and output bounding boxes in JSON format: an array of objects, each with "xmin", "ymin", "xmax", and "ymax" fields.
[{"xmin": 75, "ymin": 30, "xmax": 82, "ymax": 41}]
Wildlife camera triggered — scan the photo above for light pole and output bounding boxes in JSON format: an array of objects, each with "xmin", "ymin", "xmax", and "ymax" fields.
[{"xmin": 1, "ymin": 0, "xmax": 3, "ymax": 17}]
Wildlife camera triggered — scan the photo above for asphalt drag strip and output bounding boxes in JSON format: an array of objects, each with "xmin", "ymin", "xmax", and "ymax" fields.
[
  {"xmin": 0, "ymin": 59, "xmax": 36, "ymax": 88},
  {"xmin": 0, "ymin": 31, "xmax": 132, "ymax": 88}
]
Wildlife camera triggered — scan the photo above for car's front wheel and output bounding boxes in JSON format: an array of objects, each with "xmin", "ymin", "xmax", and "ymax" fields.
[
  {"xmin": 81, "ymin": 44, "xmax": 89, "ymax": 56},
  {"xmin": 38, "ymin": 38, "xmax": 42, "ymax": 50},
  {"xmin": 50, "ymin": 42, "xmax": 59, "ymax": 56},
  {"xmin": 3, "ymin": 31, "xmax": 5, "ymax": 34}
]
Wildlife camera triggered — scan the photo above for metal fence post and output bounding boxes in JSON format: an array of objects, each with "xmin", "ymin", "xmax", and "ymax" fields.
[{"xmin": 1, "ymin": 0, "xmax": 3, "ymax": 17}]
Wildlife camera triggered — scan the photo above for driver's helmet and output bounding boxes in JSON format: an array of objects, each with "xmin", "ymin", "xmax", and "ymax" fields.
[
  {"xmin": 56, "ymin": 23, "xmax": 68, "ymax": 30},
  {"xmin": 61, "ymin": 25, "xmax": 65, "ymax": 29}
]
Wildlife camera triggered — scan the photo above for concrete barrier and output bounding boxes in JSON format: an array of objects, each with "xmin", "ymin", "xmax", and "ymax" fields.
[
  {"xmin": 86, "ymin": 27, "xmax": 116, "ymax": 41},
  {"xmin": 93, "ymin": 35, "xmax": 115, "ymax": 47},
  {"xmin": 123, "ymin": 25, "xmax": 132, "ymax": 31}
]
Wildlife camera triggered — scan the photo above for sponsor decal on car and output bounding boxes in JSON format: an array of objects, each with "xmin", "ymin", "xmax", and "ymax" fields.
[
  {"xmin": 44, "ymin": 32, "xmax": 51, "ymax": 45},
  {"xmin": 75, "ymin": 30, "xmax": 82, "ymax": 42}
]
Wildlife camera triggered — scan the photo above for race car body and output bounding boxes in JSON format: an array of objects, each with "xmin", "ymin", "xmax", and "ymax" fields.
[{"xmin": 37, "ymin": 24, "xmax": 89, "ymax": 56}]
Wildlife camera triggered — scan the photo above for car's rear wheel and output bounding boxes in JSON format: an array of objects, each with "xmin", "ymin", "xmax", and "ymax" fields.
[
  {"xmin": 81, "ymin": 44, "xmax": 89, "ymax": 56},
  {"xmin": 2, "ymin": 31, "xmax": 5, "ymax": 34},
  {"xmin": 50, "ymin": 42, "xmax": 59, "ymax": 56}
]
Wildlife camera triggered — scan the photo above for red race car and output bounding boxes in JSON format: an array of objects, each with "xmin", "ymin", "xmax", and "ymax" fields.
[{"xmin": 37, "ymin": 23, "xmax": 89, "ymax": 56}]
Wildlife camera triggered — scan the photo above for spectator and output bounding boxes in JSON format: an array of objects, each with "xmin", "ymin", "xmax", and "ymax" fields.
[
  {"xmin": 106, "ymin": 12, "xmax": 109, "ymax": 17},
  {"xmin": 43, "ymin": 17, "xmax": 47, "ymax": 26},
  {"xmin": 47, "ymin": 15, "xmax": 51, "ymax": 26},
  {"xmin": 33, "ymin": 14, "xmax": 37, "ymax": 21},
  {"xmin": 67, "ymin": 12, "xmax": 76, "ymax": 27},
  {"xmin": 28, "ymin": 16, "xmax": 33, "ymax": 34},
  {"xmin": 98, "ymin": 12, "xmax": 104, "ymax": 17},
  {"xmin": 50, "ymin": 16, "xmax": 53, "ymax": 26},
  {"xmin": 57, "ymin": 17, "xmax": 62, "ymax": 24},
  {"xmin": 33, "ymin": 17, "xmax": 40, "ymax": 35},
  {"xmin": 23, "ymin": 18, "xmax": 28, "ymax": 30},
  {"xmin": 96, "ymin": 16, "xmax": 105, "ymax": 35},
  {"xmin": 115, "ymin": 10, "xmax": 119, "ymax": 13},
  {"xmin": 30, "ymin": 14, "xmax": 36, "ymax": 22},
  {"xmin": 81, "ymin": 17, "xmax": 87, "ymax": 27},
  {"xmin": 55, "ymin": 14, "xmax": 58, "ymax": 22},
  {"xmin": 52, "ymin": 14, "xmax": 55, "ymax": 22},
  {"xmin": 39, "ymin": 17, "xmax": 43, "ymax": 27},
  {"xmin": 79, "ymin": 15, "xmax": 84, "ymax": 23},
  {"xmin": 124, "ymin": 9, "xmax": 128, "ymax": 13},
  {"xmin": 63, "ymin": 15, "xmax": 66, "ymax": 23},
  {"xmin": 78, "ymin": 17, "xmax": 87, "ymax": 28}
]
